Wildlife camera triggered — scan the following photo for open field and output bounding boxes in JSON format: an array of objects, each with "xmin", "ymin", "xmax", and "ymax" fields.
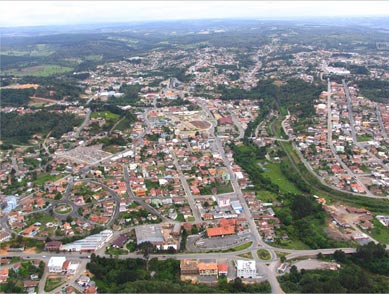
[
  {"xmin": 262, "ymin": 162, "xmax": 301, "ymax": 194},
  {"xmin": 91, "ymin": 111, "xmax": 120, "ymax": 121},
  {"xmin": 3, "ymin": 65, "xmax": 73, "ymax": 77}
]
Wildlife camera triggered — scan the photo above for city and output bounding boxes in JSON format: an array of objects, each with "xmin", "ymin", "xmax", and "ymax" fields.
[{"xmin": 0, "ymin": 2, "xmax": 389, "ymax": 294}]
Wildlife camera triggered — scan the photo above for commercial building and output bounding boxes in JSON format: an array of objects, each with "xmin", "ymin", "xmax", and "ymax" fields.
[
  {"xmin": 48, "ymin": 257, "xmax": 66, "ymax": 273},
  {"xmin": 236, "ymin": 260, "xmax": 256, "ymax": 279},
  {"xmin": 60, "ymin": 230, "xmax": 113, "ymax": 252},
  {"xmin": 135, "ymin": 225, "xmax": 164, "ymax": 245}
]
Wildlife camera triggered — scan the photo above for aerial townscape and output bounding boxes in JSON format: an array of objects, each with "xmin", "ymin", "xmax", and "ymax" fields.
[{"xmin": 0, "ymin": 1, "xmax": 389, "ymax": 294}]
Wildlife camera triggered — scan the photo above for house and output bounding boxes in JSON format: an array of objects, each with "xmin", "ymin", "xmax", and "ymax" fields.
[
  {"xmin": 217, "ymin": 263, "xmax": 228, "ymax": 276},
  {"xmin": 236, "ymin": 260, "xmax": 256, "ymax": 279},
  {"xmin": 112, "ymin": 234, "xmax": 129, "ymax": 248},
  {"xmin": 45, "ymin": 241, "xmax": 62, "ymax": 252},
  {"xmin": 180, "ymin": 259, "xmax": 199, "ymax": 276},
  {"xmin": 0, "ymin": 268, "xmax": 9, "ymax": 283},
  {"xmin": 198, "ymin": 262, "xmax": 218, "ymax": 276}
]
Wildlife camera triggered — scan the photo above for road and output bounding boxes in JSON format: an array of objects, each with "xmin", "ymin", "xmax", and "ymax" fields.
[
  {"xmin": 123, "ymin": 166, "xmax": 171, "ymax": 223},
  {"xmin": 170, "ymin": 151, "xmax": 202, "ymax": 222},
  {"xmin": 342, "ymin": 79, "xmax": 357, "ymax": 143},
  {"xmin": 197, "ymin": 98, "xmax": 284, "ymax": 293},
  {"xmin": 376, "ymin": 104, "xmax": 388, "ymax": 140},
  {"xmin": 76, "ymin": 109, "xmax": 91, "ymax": 138}
]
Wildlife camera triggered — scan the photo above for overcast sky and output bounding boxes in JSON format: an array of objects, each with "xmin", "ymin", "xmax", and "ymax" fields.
[{"xmin": 0, "ymin": 1, "xmax": 388, "ymax": 27}]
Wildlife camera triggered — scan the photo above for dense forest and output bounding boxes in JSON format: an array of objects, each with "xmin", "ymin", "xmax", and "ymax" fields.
[
  {"xmin": 1, "ymin": 110, "xmax": 82, "ymax": 144},
  {"xmin": 1, "ymin": 88, "xmax": 35, "ymax": 106},
  {"xmin": 357, "ymin": 79, "xmax": 389, "ymax": 103},
  {"xmin": 86, "ymin": 255, "xmax": 271, "ymax": 293},
  {"xmin": 279, "ymin": 242, "xmax": 389, "ymax": 293}
]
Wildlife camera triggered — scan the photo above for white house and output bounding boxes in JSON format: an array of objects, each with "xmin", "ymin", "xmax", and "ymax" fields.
[
  {"xmin": 48, "ymin": 257, "xmax": 66, "ymax": 273},
  {"xmin": 236, "ymin": 260, "xmax": 256, "ymax": 279}
]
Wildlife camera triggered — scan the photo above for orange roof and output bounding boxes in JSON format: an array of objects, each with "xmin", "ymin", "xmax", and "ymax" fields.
[
  {"xmin": 207, "ymin": 226, "xmax": 235, "ymax": 237},
  {"xmin": 218, "ymin": 263, "xmax": 228, "ymax": 272},
  {"xmin": 198, "ymin": 262, "xmax": 217, "ymax": 271}
]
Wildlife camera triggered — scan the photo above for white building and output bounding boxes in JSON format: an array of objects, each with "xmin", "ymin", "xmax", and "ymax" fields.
[
  {"xmin": 60, "ymin": 230, "xmax": 113, "ymax": 252},
  {"xmin": 217, "ymin": 196, "xmax": 230, "ymax": 208},
  {"xmin": 48, "ymin": 257, "xmax": 66, "ymax": 273},
  {"xmin": 236, "ymin": 260, "xmax": 256, "ymax": 279}
]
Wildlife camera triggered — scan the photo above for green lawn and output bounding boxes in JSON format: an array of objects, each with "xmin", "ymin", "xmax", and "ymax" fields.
[
  {"xmin": 257, "ymin": 249, "xmax": 271, "ymax": 260},
  {"xmin": 4, "ymin": 65, "xmax": 73, "ymax": 77},
  {"xmin": 357, "ymin": 135, "xmax": 373, "ymax": 142},
  {"xmin": 91, "ymin": 111, "xmax": 120, "ymax": 121},
  {"xmin": 361, "ymin": 218, "xmax": 389, "ymax": 244},
  {"xmin": 262, "ymin": 162, "xmax": 301, "ymax": 194},
  {"xmin": 255, "ymin": 190, "xmax": 279, "ymax": 202},
  {"xmin": 272, "ymin": 239, "xmax": 311, "ymax": 250},
  {"xmin": 44, "ymin": 277, "xmax": 65, "ymax": 292},
  {"xmin": 223, "ymin": 241, "xmax": 253, "ymax": 252},
  {"xmin": 33, "ymin": 173, "xmax": 64, "ymax": 185}
]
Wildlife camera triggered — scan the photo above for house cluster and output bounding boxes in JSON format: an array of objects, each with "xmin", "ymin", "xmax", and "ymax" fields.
[
  {"xmin": 244, "ymin": 192, "xmax": 281, "ymax": 242},
  {"xmin": 295, "ymin": 80, "xmax": 389, "ymax": 196}
]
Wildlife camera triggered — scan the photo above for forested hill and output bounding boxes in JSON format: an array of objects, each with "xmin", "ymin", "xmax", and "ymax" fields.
[{"xmin": 1, "ymin": 110, "xmax": 82, "ymax": 144}]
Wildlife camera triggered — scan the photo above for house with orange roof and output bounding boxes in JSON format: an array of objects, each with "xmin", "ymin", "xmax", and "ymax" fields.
[
  {"xmin": 198, "ymin": 262, "xmax": 218, "ymax": 276},
  {"xmin": 0, "ymin": 268, "xmax": 9, "ymax": 283}
]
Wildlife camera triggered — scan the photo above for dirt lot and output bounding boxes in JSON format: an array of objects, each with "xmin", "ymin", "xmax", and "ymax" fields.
[
  {"xmin": 190, "ymin": 120, "xmax": 212, "ymax": 130},
  {"xmin": 3, "ymin": 83, "xmax": 40, "ymax": 89}
]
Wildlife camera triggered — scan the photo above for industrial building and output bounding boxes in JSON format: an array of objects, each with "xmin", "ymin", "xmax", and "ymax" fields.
[
  {"xmin": 135, "ymin": 225, "xmax": 164, "ymax": 245},
  {"xmin": 60, "ymin": 230, "xmax": 113, "ymax": 252}
]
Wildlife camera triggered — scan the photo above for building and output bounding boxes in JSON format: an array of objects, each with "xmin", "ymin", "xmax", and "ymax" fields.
[
  {"xmin": 44, "ymin": 241, "xmax": 62, "ymax": 252},
  {"xmin": 180, "ymin": 259, "xmax": 199, "ymax": 278},
  {"xmin": 135, "ymin": 225, "xmax": 164, "ymax": 245},
  {"xmin": 230, "ymin": 200, "xmax": 243, "ymax": 214},
  {"xmin": 198, "ymin": 262, "xmax": 218, "ymax": 276},
  {"xmin": 60, "ymin": 230, "xmax": 113, "ymax": 252},
  {"xmin": 48, "ymin": 257, "xmax": 66, "ymax": 273},
  {"xmin": 217, "ymin": 196, "xmax": 230, "ymax": 208},
  {"xmin": 207, "ymin": 218, "xmax": 236, "ymax": 238},
  {"xmin": 236, "ymin": 260, "xmax": 256, "ymax": 279},
  {"xmin": 218, "ymin": 263, "xmax": 228, "ymax": 276},
  {"xmin": 2, "ymin": 196, "xmax": 17, "ymax": 213},
  {"xmin": 112, "ymin": 234, "xmax": 129, "ymax": 248}
]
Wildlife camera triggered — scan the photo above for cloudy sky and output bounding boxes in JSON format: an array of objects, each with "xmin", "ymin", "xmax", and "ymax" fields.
[{"xmin": 0, "ymin": 1, "xmax": 388, "ymax": 27}]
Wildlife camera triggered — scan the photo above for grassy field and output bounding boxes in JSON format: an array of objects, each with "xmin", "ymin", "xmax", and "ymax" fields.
[
  {"xmin": 4, "ymin": 65, "xmax": 73, "ymax": 77},
  {"xmin": 361, "ymin": 218, "xmax": 389, "ymax": 244},
  {"xmin": 357, "ymin": 134, "xmax": 373, "ymax": 142},
  {"xmin": 91, "ymin": 111, "xmax": 120, "ymax": 121},
  {"xmin": 262, "ymin": 162, "xmax": 301, "ymax": 194},
  {"xmin": 255, "ymin": 190, "xmax": 279, "ymax": 202},
  {"xmin": 33, "ymin": 173, "xmax": 64, "ymax": 185},
  {"xmin": 44, "ymin": 277, "xmax": 65, "ymax": 292},
  {"xmin": 272, "ymin": 239, "xmax": 311, "ymax": 250}
]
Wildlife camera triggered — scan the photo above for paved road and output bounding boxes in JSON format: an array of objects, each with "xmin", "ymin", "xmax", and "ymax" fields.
[
  {"xmin": 170, "ymin": 151, "xmax": 202, "ymax": 222},
  {"xmin": 376, "ymin": 104, "xmax": 388, "ymax": 140},
  {"xmin": 123, "ymin": 166, "xmax": 171, "ymax": 223},
  {"xmin": 342, "ymin": 79, "xmax": 357, "ymax": 143}
]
